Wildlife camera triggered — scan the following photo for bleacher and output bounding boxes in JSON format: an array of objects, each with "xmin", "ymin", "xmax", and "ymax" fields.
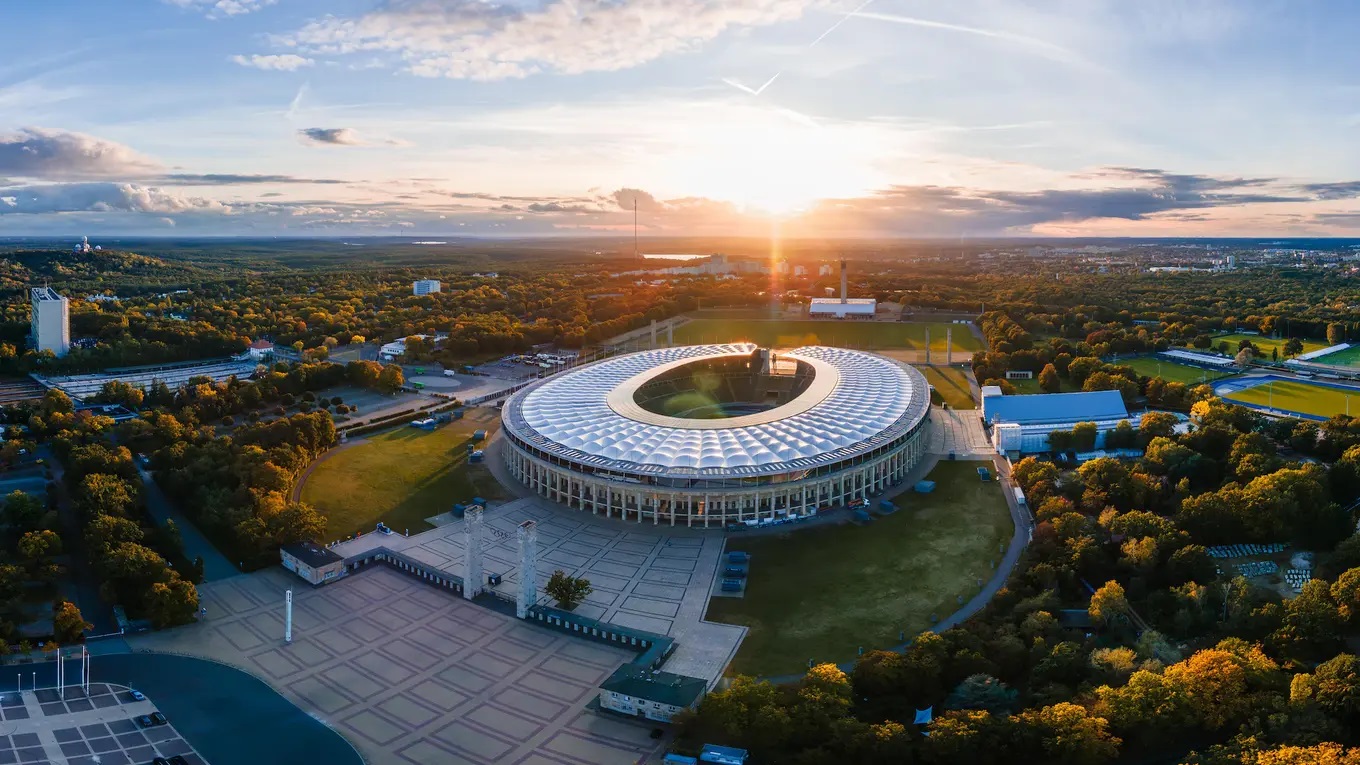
[
  {"xmin": 1161, "ymin": 349, "xmax": 1237, "ymax": 368},
  {"xmin": 37, "ymin": 358, "xmax": 260, "ymax": 400},
  {"xmin": 0, "ymin": 378, "xmax": 47, "ymax": 405}
]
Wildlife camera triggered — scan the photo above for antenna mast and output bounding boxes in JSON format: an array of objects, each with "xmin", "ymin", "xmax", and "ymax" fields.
[{"xmin": 633, "ymin": 198, "xmax": 639, "ymax": 260}]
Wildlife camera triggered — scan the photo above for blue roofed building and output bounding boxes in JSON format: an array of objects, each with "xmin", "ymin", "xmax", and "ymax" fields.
[{"xmin": 981, "ymin": 387, "xmax": 1133, "ymax": 455}]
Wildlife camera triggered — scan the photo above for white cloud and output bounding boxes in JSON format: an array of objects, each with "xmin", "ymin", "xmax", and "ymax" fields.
[
  {"xmin": 230, "ymin": 54, "xmax": 315, "ymax": 71},
  {"xmin": 274, "ymin": 0, "xmax": 822, "ymax": 81},
  {"xmin": 297, "ymin": 127, "xmax": 363, "ymax": 146},
  {"xmin": 0, "ymin": 128, "xmax": 161, "ymax": 180},
  {"xmin": 166, "ymin": 0, "xmax": 277, "ymax": 18},
  {"xmin": 0, "ymin": 183, "xmax": 229, "ymax": 215}
]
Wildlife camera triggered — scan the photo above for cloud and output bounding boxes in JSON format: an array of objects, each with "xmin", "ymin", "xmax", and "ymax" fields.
[
  {"xmin": 1298, "ymin": 181, "xmax": 1360, "ymax": 201},
  {"xmin": 272, "ymin": 0, "xmax": 820, "ymax": 81},
  {"xmin": 0, "ymin": 128, "xmax": 160, "ymax": 180},
  {"xmin": 159, "ymin": 173, "xmax": 348, "ymax": 185},
  {"xmin": 611, "ymin": 188, "xmax": 665, "ymax": 212},
  {"xmin": 0, "ymin": 183, "xmax": 229, "ymax": 215},
  {"xmin": 230, "ymin": 54, "xmax": 314, "ymax": 71},
  {"xmin": 525, "ymin": 201, "xmax": 602, "ymax": 214},
  {"xmin": 297, "ymin": 128, "xmax": 364, "ymax": 146},
  {"xmin": 167, "ymin": 0, "xmax": 276, "ymax": 18}
]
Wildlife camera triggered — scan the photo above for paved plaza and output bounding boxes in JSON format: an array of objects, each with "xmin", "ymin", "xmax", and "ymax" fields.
[
  {"xmin": 133, "ymin": 566, "xmax": 668, "ymax": 765},
  {"xmin": 928, "ymin": 407, "xmax": 994, "ymax": 456},
  {"xmin": 0, "ymin": 683, "xmax": 204, "ymax": 765},
  {"xmin": 333, "ymin": 497, "xmax": 747, "ymax": 682}
]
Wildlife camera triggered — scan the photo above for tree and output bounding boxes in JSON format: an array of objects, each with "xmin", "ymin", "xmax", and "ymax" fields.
[
  {"xmin": 945, "ymin": 674, "xmax": 1016, "ymax": 715},
  {"xmin": 1089, "ymin": 580, "xmax": 1131, "ymax": 628},
  {"xmin": 1329, "ymin": 323, "xmax": 1346, "ymax": 346},
  {"xmin": 545, "ymin": 570, "xmax": 593, "ymax": 610},
  {"xmin": 1038, "ymin": 364, "xmax": 1061, "ymax": 393},
  {"xmin": 377, "ymin": 363, "xmax": 405, "ymax": 393},
  {"xmin": 1012, "ymin": 702, "xmax": 1120, "ymax": 765},
  {"xmin": 52, "ymin": 601, "xmax": 91, "ymax": 643},
  {"xmin": 1235, "ymin": 347, "xmax": 1256, "ymax": 367},
  {"xmin": 3, "ymin": 490, "xmax": 46, "ymax": 531},
  {"xmin": 145, "ymin": 576, "xmax": 199, "ymax": 628},
  {"xmin": 18, "ymin": 529, "xmax": 62, "ymax": 579},
  {"xmin": 1072, "ymin": 421, "xmax": 1099, "ymax": 452},
  {"xmin": 1138, "ymin": 411, "xmax": 1178, "ymax": 446},
  {"xmin": 1284, "ymin": 337, "xmax": 1305, "ymax": 358}
]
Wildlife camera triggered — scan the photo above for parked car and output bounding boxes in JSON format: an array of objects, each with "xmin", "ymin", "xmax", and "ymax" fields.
[
  {"xmin": 129, "ymin": 689, "xmax": 145, "ymax": 701},
  {"xmin": 136, "ymin": 715, "xmax": 155, "ymax": 728},
  {"xmin": 150, "ymin": 712, "xmax": 167, "ymax": 726},
  {"xmin": 720, "ymin": 579, "xmax": 743, "ymax": 592},
  {"xmin": 169, "ymin": 757, "xmax": 189, "ymax": 765},
  {"xmin": 723, "ymin": 566, "xmax": 747, "ymax": 578}
]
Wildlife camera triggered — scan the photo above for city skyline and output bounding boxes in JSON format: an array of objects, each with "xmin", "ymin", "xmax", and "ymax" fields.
[{"xmin": 4, "ymin": 0, "xmax": 1360, "ymax": 237}]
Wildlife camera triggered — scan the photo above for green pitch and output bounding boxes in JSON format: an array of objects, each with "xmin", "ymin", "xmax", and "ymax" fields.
[
  {"xmin": 1117, "ymin": 356, "xmax": 1228, "ymax": 385},
  {"xmin": 1224, "ymin": 379, "xmax": 1360, "ymax": 420},
  {"xmin": 1310, "ymin": 344, "xmax": 1360, "ymax": 367},
  {"xmin": 1211, "ymin": 333, "xmax": 1328, "ymax": 357},
  {"xmin": 671, "ymin": 319, "xmax": 981, "ymax": 352}
]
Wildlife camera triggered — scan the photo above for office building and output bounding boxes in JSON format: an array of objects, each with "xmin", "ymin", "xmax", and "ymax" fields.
[
  {"xmin": 30, "ymin": 287, "xmax": 70, "ymax": 357},
  {"xmin": 413, "ymin": 279, "xmax": 441, "ymax": 296}
]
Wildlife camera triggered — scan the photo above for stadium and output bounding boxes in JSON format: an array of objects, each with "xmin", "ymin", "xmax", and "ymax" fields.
[{"xmin": 500, "ymin": 343, "xmax": 931, "ymax": 526}]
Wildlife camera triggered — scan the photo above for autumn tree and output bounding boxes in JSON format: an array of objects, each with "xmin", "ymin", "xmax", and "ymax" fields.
[
  {"xmin": 545, "ymin": 570, "xmax": 593, "ymax": 610},
  {"xmin": 52, "ymin": 601, "xmax": 91, "ymax": 643}
]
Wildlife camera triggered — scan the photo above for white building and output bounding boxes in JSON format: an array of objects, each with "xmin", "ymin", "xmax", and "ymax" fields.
[
  {"xmin": 598, "ymin": 665, "xmax": 706, "ymax": 723},
  {"xmin": 808, "ymin": 297, "xmax": 877, "ymax": 318},
  {"xmin": 982, "ymin": 388, "xmax": 1133, "ymax": 454},
  {"xmin": 413, "ymin": 279, "xmax": 441, "ymax": 296},
  {"xmin": 247, "ymin": 339, "xmax": 275, "ymax": 360},
  {"xmin": 818, "ymin": 263, "xmax": 833, "ymax": 276},
  {"xmin": 793, "ymin": 265, "xmax": 807, "ymax": 276},
  {"xmin": 30, "ymin": 287, "xmax": 69, "ymax": 357}
]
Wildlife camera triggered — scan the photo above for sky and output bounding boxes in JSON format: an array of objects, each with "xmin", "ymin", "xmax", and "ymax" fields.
[{"xmin": 4, "ymin": 0, "xmax": 1360, "ymax": 238}]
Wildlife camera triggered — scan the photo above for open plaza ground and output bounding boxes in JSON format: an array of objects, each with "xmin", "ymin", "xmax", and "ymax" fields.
[
  {"xmin": 1117, "ymin": 356, "xmax": 1231, "ymax": 385},
  {"xmin": 1212, "ymin": 333, "xmax": 1328, "ymax": 357},
  {"xmin": 300, "ymin": 407, "xmax": 508, "ymax": 541},
  {"xmin": 916, "ymin": 365, "xmax": 975, "ymax": 409},
  {"xmin": 1217, "ymin": 375, "xmax": 1360, "ymax": 420},
  {"xmin": 705, "ymin": 459, "xmax": 1014, "ymax": 677},
  {"xmin": 670, "ymin": 319, "xmax": 982, "ymax": 352}
]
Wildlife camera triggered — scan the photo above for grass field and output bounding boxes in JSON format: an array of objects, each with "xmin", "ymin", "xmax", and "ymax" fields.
[
  {"xmin": 1213, "ymin": 333, "xmax": 1328, "ymax": 357},
  {"xmin": 1223, "ymin": 378, "xmax": 1360, "ymax": 420},
  {"xmin": 300, "ymin": 408, "xmax": 508, "ymax": 540},
  {"xmin": 672, "ymin": 319, "xmax": 981, "ymax": 352},
  {"xmin": 1007, "ymin": 376, "xmax": 1047, "ymax": 394},
  {"xmin": 916, "ymin": 365, "xmax": 974, "ymax": 409},
  {"xmin": 707, "ymin": 460, "xmax": 1014, "ymax": 677},
  {"xmin": 1117, "ymin": 356, "xmax": 1227, "ymax": 385},
  {"xmin": 1311, "ymin": 344, "xmax": 1360, "ymax": 367}
]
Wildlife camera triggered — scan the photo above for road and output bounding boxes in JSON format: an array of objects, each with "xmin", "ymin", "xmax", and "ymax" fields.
[{"xmin": 136, "ymin": 467, "xmax": 240, "ymax": 582}]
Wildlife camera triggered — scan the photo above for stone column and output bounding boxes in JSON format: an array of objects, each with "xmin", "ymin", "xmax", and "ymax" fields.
[
  {"xmin": 517, "ymin": 520, "xmax": 538, "ymax": 619},
  {"xmin": 946, "ymin": 326, "xmax": 953, "ymax": 366},
  {"xmin": 925, "ymin": 327, "xmax": 931, "ymax": 365},
  {"xmin": 462, "ymin": 506, "xmax": 484, "ymax": 600}
]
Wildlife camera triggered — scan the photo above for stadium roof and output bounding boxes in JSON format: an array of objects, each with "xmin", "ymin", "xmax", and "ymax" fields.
[
  {"xmin": 983, "ymin": 390, "xmax": 1129, "ymax": 427},
  {"xmin": 504, "ymin": 344, "xmax": 928, "ymax": 477}
]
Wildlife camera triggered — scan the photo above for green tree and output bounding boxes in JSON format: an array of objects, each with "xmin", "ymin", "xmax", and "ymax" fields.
[
  {"xmin": 377, "ymin": 363, "xmax": 405, "ymax": 393},
  {"xmin": 1038, "ymin": 364, "xmax": 1061, "ymax": 393},
  {"xmin": 1328, "ymin": 323, "xmax": 1346, "ymax": 346},
  {"xmin": 52, "ymin": 601, "xmax": 91, "ymax": 643},
  {"xmin": 1090, "ymin": 580, "xmax": 1131, "ymax": 628},
  {"xmin": 1284, "ymin": 337, "xmax": 1304, "ymax": 357},
  {"xmin": 146, "ymin": 576, "xmax": 199, "ymax": 628},
  {"xmin": 545, "ymin": 570, "xmax": 593, "ymax": 610},
  {"xmin": 944, "ymin": 674, "xmax": 1017, "ymax": 715}
]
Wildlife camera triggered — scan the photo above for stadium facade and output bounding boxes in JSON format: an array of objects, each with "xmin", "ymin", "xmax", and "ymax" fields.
[{"xmin": 500, "ymin": 344, "xmax": 931, "ymax": 526}]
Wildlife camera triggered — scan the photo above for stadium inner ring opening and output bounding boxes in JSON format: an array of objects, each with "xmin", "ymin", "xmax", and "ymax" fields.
[{"xmin": 500, "ymin": 344, "xmax": 932, "ymax": 527}]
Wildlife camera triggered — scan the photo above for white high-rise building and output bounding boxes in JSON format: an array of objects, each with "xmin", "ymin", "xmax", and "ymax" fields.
[
  {"xmin": 30, "ymin": 287, "xmax": 70, "ymax": 357},
  {"xmin": 413, "ymin": 279, "xmax": 441, "ymax": 296}
]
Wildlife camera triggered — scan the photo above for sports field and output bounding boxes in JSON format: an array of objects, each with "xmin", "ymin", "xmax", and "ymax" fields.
[
  {"xmin": 1309, "ymin": 344, "xmax": 1360, "ymax": 367},
  {"xmin": 1118, "ymin": 356, "xmax": 1228, "ymax": 385},
  {"xmin": 917, "ymin": 365, "xmax": 974, "ymax": 409},
  {"xmin": 706, "ymin": 460, "xmax": 1013, "ymax": 677},
  {"xmin": 1219, "ymin": 376, "xmax": 1360, "ymax": 420},
  {"xmin": 1212, "ymin": 333, "xmax": 1328, "ymax": 357},
  {"xmin": 672, "ymin": 319, "xmax": 981, "ymax": 352},
  {"xmin": 300, "ymin": 407, "xmax": 508, "ymax": 540}
]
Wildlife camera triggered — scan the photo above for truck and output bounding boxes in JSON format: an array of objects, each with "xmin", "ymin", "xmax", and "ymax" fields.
[{"xmin": 443, "ymin": 369, "xmax": 457, "ymax": 377}]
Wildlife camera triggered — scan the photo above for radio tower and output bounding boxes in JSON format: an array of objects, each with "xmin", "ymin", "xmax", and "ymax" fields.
[{"xmin": 633, "ymin": 197, "xmax": 639, "ymax": 260}]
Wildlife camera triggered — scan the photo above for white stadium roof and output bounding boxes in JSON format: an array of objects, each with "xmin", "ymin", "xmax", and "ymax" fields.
[{"xmin": 503, "ymin": 344, "xmax": 928, "ymax": 478}]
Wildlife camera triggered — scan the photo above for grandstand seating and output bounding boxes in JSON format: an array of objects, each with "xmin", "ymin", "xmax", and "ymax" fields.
[
  {"xmin": 0, "ymin": 378, "xmax": 47, "ymax": 405},
  {"xmin": 37, "ymin": 358, "xmax": 260, "ymax": 400}
]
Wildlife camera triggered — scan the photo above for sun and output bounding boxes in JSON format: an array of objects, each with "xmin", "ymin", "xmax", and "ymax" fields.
[{"xmin": 664, "ymin": 104, "xmax": 889, "ymax": 216}]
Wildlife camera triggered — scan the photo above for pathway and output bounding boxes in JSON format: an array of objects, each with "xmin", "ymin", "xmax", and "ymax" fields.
[{"xmin": 137, "ymin": 466, "xmax": 239, "ymax": 582}]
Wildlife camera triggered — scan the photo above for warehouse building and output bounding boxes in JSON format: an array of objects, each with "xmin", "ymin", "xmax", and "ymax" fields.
[{"xmin": 982, "ymin": 388, "xmax": 1131, "ymax": 454}]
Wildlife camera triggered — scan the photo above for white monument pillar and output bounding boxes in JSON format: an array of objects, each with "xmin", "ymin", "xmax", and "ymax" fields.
[
  {"xmin": 517, "ymin": 520, "xmax": 538, "ymax": 618},
  {"xmin": 650, "ymin": 320, "xmax": 657, "ymax": 348},
  {"xmin": 946, "ymin": 326, "xmax": 953, "ymax": 366},
  {"xmin": 924, "ymin": 327, "xmax": 931, "ymax": 365},
  {"xmin": 285, "ymin": 589, "xmax": 293, "ymax": 643},
  {"xmin": 667, "ymin": 321, "xmax": 673, "ymax": 346},
  {"xmin": 463, "ymin": 506, "xmax": 485, "ymax": 600}
]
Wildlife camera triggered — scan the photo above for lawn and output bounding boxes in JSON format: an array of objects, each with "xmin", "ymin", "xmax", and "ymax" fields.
[
  {"xmin": 1007, "ymin": 376, "xmax": 1047, "ymax": 394},
  {"xmin": 1223, "ymin": 378, "xmax": 1360, "ymax": 420},
  {"xmin": 1212, "ymin": 333, "xmax": 1327, "ymax": 357},
  {"xmin": 1116, "ymin": 356, "xmax": 1228, "ymax": 385},
  {"xmin": 707, "ymin": 460, "xmax": 1014, "ymax": 677},
  {"xmin": 300, "ymin": 408, "xmax": 509, "ymax": 540},
  {"xmin": 672, "ymin": 319, "xmax": 981, "ymax": 352},
  {"xmin": 916, "ymin": 365, "xmax": 974, "ymax": 409},
  {"xmin": 1311, "ymin": 344, "xmax": 1360, "ymax": 367}
]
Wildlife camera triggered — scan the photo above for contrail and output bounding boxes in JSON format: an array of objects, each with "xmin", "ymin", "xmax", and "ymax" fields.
[
  {"xmin": 849, "ymin": 10, "xmax": 1090, "ymax": 67},
  {"xmin": 722, "ymin": 0, "xmax": 874, "ymax": 98}
]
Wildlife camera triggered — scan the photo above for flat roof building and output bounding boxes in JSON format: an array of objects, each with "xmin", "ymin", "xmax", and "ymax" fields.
[
  {"xmin": 982, "ymin": 389, "xmax": 1132, "ymax": 454},
  {"xmin": 808, "ymin": 298, "xmax": 876, "ymax": 318},
  {"xmin": 599, "ymin": 664, "xmax": 707, "ymax": 723},
  {"xmin": 280, "ymin": 541, "xmax": 345, "ymax": 586},
  {"xmin": 30, "ymin": 287, "xmax": 70, "ymax": 357},
  {"xmin": 413, "ymin": 279, "xmax": 441, "ymax": 296}
]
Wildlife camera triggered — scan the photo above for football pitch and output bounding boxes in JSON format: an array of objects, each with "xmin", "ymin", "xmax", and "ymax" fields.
[
  {"xmin": 1117, "ymin": 356, "xmax": 1229, "ymax": 385},
  {"xmin": 1309, "ymin": 344, "xmax": 1360, "ymax": 367},
  {"xmin": 1218, "ymin": 376, "xmax": 1360, "ymax": 420},
  {"xmin": 671, "ymin": 319, "xmax": 981, "ymax": 352},
  {"xmin": 1212, "ymin": 333, "xmax": 1328, "ymax": 357}
]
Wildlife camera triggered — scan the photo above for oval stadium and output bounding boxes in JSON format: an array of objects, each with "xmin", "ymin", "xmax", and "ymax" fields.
[{"xmin": 500, "ymin": 343, "xmax": 931, "ymax": 526}]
